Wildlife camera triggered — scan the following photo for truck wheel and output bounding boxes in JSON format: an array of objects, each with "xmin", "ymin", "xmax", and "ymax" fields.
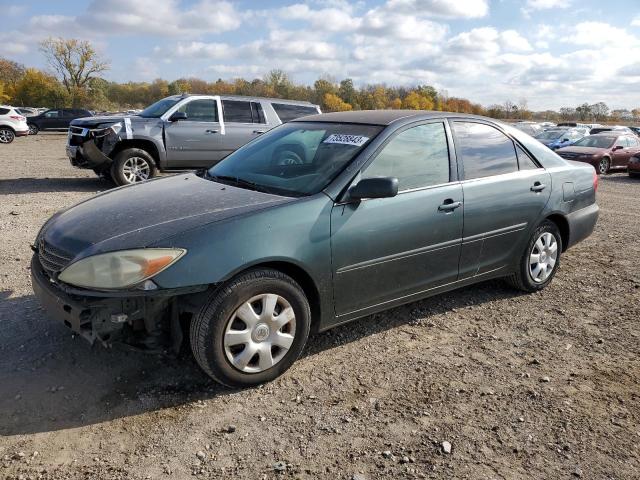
[
  {"xmin": 507, "ymin": 220, "xmax": 562, "ymax": 293},
  {"xmin": 190, "ymin": 268, "xmax": 311, "ymax": 388},
  {"xmin": 110, "ymin": 148, "xmax": 157, "ymax": 186},
  {"xmin": 0, "ymin": 127, "xmax": 15, "ymax": 144},
  {"xmin": 28, "ymin": 124, "xmax": 38, "ymax": 135}
]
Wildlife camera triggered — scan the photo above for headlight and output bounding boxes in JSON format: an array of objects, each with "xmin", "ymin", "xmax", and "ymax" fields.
[
  {"xmin": 92, "ymin": 122, "xmax": 122, "ymax": 138},
  {"xmin": 58, "ymin": 248, "xmax": 186, "ymax": 289}
]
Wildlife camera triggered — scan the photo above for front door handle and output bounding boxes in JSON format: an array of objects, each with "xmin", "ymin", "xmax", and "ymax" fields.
[
  {"xmin": 205, "ymin": 129, "xmax": 218, "ymax": 134},
  {"xmin": 531, "ymin": 182, "xmax": 546, "ymax": 192},
  {"xmin": 253, "ymin": 130, "xmax": 265, "ymax": 134},
  {"xmin": 438, "ymin": 199, "xmax": 462, "ymax": 212}
]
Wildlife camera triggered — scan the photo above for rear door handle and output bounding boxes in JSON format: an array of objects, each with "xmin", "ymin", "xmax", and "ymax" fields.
[
  {"xmin": 205, "ymin": 129, "xmax": 218, "ymax": 134},
  {"xmin": 253, "ymin": 130, "xmax": 265, "ymax": 134},
  {"xmin": 438, "ymin": 199, "xmax": 462, "ymax": 212},
  {"xmin": 531, "ymin": 182, "xmax": 546, "ymax": 192}
]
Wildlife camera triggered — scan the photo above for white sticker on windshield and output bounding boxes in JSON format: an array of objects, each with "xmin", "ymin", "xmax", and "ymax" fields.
[{"xmin": 323, "ymin": 134, "xmax": 369, "ymax": 147}]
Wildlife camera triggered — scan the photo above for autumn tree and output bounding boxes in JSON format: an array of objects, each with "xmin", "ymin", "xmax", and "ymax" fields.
[
  {"xmin": 323, "ymin": 93, "xmax": 352, "ymax": 112},
  {"xmin": 12, "ymin": 68, "xmax": 67, "ymax": 107},
  {"xmin": 402, "ymin": 91, "xmax": 434, "ymax": 110}
]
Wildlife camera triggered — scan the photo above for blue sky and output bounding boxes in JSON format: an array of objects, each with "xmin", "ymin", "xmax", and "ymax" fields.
[{"xmin": 2, "ymin": 0, "xmax": 640, "ymax": 110}]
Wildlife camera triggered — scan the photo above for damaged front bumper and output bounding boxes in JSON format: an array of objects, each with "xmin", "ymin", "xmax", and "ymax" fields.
[
  {"xmin": 66, "ymin": 125, "xmax": 120, "ymax": 171},
  {"xmin": 30, "ymin": 254, "xmax": 207, "ymax": 351}
]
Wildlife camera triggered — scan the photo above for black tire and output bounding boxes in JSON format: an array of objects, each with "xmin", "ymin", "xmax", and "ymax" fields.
[
  {"xmin": 110, "ymin": 148, "xmax": 157, "ymax": 186},
  {"xmin": 28, "ymin": 124, "xmax": 38, "ymax": 135},
  {"xmin": 0, "ymin": 127, "xmax": 15, "ymax": 144},
  {"xmin": 190, "ymin": 268, "xmax": 311, "ymax": 388},
  {"xmin": 507, "ymin": 220, "xmax": 563, "ymax": 293},
  {"xmin": 629, "ymin": 171, "xmax": 640, "ymax": 178},
  {"xmin": 597, "ymin": 157, "xmax": 610, "ymax": 175}
]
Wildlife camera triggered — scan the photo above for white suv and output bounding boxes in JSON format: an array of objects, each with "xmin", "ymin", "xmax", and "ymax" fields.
[{"xmin": 0, "ymin": 106, "xmax": 29, "ymax": 144}]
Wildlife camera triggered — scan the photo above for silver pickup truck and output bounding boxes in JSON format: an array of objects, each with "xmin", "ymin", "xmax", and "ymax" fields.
[{"xmin": 66, "ymin": 94, "xmax": 321, "ymax": 185}]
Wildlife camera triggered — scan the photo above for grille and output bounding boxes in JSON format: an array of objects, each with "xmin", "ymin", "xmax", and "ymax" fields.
[
  {"xmin": 558, "ymin": 152, "xmax": 579, "ymax": 160},
  {"xmin": 38, "ymin": 238, "xmax": 73, "ymax": 277},
  {"xmin": 68, "ymin": 126, "xmax": 87, "ymax": 146}
]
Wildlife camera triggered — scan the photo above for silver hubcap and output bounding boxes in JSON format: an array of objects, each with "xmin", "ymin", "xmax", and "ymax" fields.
[
  {"xmin": 0, "ymin": 129, "xmax": 14, "ymax": 143},
  {"xmin": 599, "ymin": 159, "xmax": 608, "ymax": 174},
  {"xmin": 223, "ymin": 293, "xmax": 296, "ymax": 373},
  {"xmin": 28, "ymin": 125, "xmax": 37, "ymax": 134},
  {"xmin": 529, "ymin": 232, "xmax": 558, "ymax": 283},
  {"xmin": 122, "ymin": 157, "xmax": 150, "ymax": 183}
]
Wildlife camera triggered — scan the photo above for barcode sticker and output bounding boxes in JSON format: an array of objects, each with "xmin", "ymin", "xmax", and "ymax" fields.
[{"xmin": 323, "ymin": 134, "xmax": 369, "ymax": 146}]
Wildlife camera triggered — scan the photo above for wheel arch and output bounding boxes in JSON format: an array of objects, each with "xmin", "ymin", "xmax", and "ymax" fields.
[
  {"xmin": 111, "ymin": 139, "xmax": 161, "ymax": 167},
  {"xmin": 545, "ymin": 213, "xmax": 570, "ymax": 252},
  {"xmin": 0, "ymin": 124, "xmax": 16, "ymax": 132}
]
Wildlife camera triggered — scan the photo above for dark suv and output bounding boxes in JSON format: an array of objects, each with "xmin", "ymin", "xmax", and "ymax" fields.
[{"xmin": 28, "ymin": 109, "xmax": 93, "ymax": 134}]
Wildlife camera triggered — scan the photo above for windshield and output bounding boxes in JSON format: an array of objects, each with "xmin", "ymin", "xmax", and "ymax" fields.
[
  {"xmin": 207, "ymin": 122, "xmax": 383, "ymax": 197},
  {"xmin": 535, "ymin": 129, "xmax": 567, "ymax": 140},
  {"xmin": 139, "ymin": 97, "xmax": 182, "ymax": 118},
  {"xmin": 571, "ymin": 136, "xmax": 615, "ymax": 148}
]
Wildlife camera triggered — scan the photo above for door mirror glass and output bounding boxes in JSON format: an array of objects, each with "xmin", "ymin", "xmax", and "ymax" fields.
[
  {"xmin": 169, "ymin": 111, "xmax": 188, "ymax": 122},
  {"xmin": 348, "ymin": 177, "xmax": 398, "ymax": 200},
  {"xmin": 613, "ymin": 145, "xmax": 624, "ymax": 150}
]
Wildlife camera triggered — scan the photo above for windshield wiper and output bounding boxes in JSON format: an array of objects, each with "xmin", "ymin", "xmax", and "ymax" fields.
[{"xmin": 208, "ymin": 175, "xmax": 274, "ymax": 194}]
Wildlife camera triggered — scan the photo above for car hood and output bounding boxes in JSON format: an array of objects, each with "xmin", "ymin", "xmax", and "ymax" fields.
[
  {"xmin": 556, "ymin": 146, "xmax": 606, "ymax": 155},
  {"xmin": 70, "ymin": 115, "xmax": 155, "ymax": 128},
  {"xmin": 40, "ymin": 174, "xmax": 294, "ymax": 260}
]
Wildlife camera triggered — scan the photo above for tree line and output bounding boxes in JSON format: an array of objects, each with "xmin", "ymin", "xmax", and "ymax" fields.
[{"xmin": 1, "ymin": 37, "xmax": 638, "ymax": 124}]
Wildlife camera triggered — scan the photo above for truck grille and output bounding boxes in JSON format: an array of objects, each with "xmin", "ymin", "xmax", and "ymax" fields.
[
  {"xmin": 38, "ymin": 238, "xmax": 73, "ymax": 277},
  {"xmin": 68, "ymin": 126, "xmax": 88, "ymax": 146}
]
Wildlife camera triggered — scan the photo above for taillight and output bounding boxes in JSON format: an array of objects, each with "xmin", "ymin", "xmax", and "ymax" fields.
[
  {"xmin": 593, "ymin": 169, "xmax": 598, "ymax": 192},
  {"xmin": 10, "ymin": 115, "xmax": 26, "ymax": 121}
]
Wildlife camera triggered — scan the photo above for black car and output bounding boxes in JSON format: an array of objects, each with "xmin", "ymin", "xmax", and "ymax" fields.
[{"xmin": 28, "ymin": 108, "xmax": 92, "ymax": 134}]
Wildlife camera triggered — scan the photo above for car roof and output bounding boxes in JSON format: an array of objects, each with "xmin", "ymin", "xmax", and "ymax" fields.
[
  {"xmin": 291, "ymin": 110, "xmax": 495, "ymax": 126},
  {"xmin": 168, "ymin": 93, "xmax": 317, "ymax": 106}
]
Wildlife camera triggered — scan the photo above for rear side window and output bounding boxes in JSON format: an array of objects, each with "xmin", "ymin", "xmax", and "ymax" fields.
[
  {"xmin": 178, "ymin": 99, "xmax": 218, "ymax": 122},
  {"xmin": 0, "ymin": 108, "xmax": 9, "ymax": 115},
  {"xmin": 515, "ymin": 144, "xmax": 540, "ymax": 170},
  {"xmin": 453, "ymin": 122, "xmax": 519, "ymax": 180},
  {"xmin": 364, "ymin": 123, "xmax": 450, "ymax": 191},
  {"xmin": 44, "ymin": 110, "xmax": 60, "ymax": 118},
  {"xmin": 272, "ymin": 103, "xmax": 318, "ymax": 123},
  {"xmin": 222, "ymin": 100, "xmax": 253, "ymax": 123}
]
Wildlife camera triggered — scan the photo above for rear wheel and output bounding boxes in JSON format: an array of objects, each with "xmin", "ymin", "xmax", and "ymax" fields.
[
  {"xmin": 507, "ymin": 220, "xmax": 562, "ymax": 293},
  {"xmin": 190, "ymin": 268, "xmax": 311, "ymax": 388},
  {"xmin": 28, "ymin": 124, "xmax": 38, "ymax": 135},
  {"xmin": 597, "ymin": 157, "xmax": 610, "ymax": 175},
  {"xmin": 110, "ymin": 148, "xmax": 157, "ymax": 186},
  {"xmin": 0, "ymin": 127, "xmax": 15, "ymax": 144}
]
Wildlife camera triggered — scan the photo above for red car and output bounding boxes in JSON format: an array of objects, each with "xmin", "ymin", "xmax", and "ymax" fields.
[{"xmin": 556, "ymin": 133, "xmax": 640, "ymax": 174}]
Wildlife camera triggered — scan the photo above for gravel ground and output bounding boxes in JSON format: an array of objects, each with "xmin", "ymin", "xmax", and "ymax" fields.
[{"xmin": 1, "ymin": 133, "xmax": 639, "ymax": 480}]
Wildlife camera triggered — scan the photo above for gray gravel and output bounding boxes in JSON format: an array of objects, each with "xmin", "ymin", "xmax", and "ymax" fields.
[{"xmin": 1, "ymin": 133, "xmax": 639, "ymax": 479}]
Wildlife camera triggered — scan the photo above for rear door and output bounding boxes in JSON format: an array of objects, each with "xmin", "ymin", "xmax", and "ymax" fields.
[
  {"xmin": 450, "ymin": 120, "xmax": 551, "ymax": 278},
  {"xmin": 331, "ymin": 121, "xmax": 463, "ymax": 316},
  {"xmin": 40, "ymin": 110, "xmax": 61, "ymax": 129},
  {"xmin": 164, "ymin": 97, "xmax": 226, "ymax": 168},
  {"xmin": 219, "ymin": 99, "xmax": 268, "ymax": 157}
]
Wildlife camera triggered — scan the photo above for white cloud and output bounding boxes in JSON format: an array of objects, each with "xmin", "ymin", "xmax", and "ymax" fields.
[
  {"xmin": 279, "ymin": 4, "xmax": 359, "ymax": 31},
  {"xmin": 633, "ymin": 16, "xmax": 640, "ymax": 27},
  {"xmin": 561, "ymin": 22, "xmax": 638, "ymax": 48},
  {"xmin": 500, "ymin": 30, "xmax": 533, "ymax": 52},
  {"xmin": 525, "ymin": 0, "xmax": 571, "ymax": 10},
  {"xmin": 386, "ymin": 0, "xmax": 489, "ymax": 18}
]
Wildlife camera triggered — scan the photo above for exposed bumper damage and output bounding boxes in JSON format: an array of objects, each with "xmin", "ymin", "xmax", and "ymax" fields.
[{"xmin": 67, "ymin": 125, "xmax": 121, "ymax": 171}]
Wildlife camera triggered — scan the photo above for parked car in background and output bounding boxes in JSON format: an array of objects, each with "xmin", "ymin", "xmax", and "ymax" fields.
[
  {"xmin": 16, "ymin": 107, "xmax": 38, "ymax": 117},
  {"xmin": 626, "ymin": 126, "xmax": 640, "ymax": 137},
  {"xmin": 66, "ymin": 94, "xmax": 321, "ymax": 186},
  {"xmin": 628, "ymin": 155, "xmax": 640, "ymax": 178},
  {"xmin": 27, "ymin": 108, "xmax": 93, "ymax": 135},
  {"xmin": 534, "ymin": 127, "xmax": 585, "ymax": 150},
  {"xmin": 556, "ymin": 132, "xmax": 640, "ymax": 174},
  {"xmin": 0, "ymin": 106, "xmax": 29, "ymax": 144},
  {"xmin": 512, "ymin": 121, "xmax": 543, "ymax": 136},
  {"xmin": 33, "ymin": 110, "xmax": 599, "ymax": 387}
]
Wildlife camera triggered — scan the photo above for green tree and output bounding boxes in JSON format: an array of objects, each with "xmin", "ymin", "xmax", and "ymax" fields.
[{"xmin": 12, "ymin": 68, "xmax": 68, "ymax": 107}]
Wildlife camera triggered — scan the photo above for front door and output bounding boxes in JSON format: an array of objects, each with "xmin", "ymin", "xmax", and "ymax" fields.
[
  {"xmin": 164, "ymin": 98, "xmax": 226, "ymax": 168},
  {"xmin": 331, "ymin": 121, "xmax": 463, "ymax": 316},
  {"xmin": 450, "ymin": 120, "xmax": 552, "ymax": 278}
]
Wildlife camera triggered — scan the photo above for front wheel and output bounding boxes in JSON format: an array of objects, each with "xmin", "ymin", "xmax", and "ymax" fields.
[
  {"xmin": 507, "ymin": 220, "xmax": 562, "ymax": 292},
  {"xmin": 110, "ymin": 148, "xmax": 157, "ymax": 186},
  {"xmin": 0, "ymin": 127, "xmax": 15, "ymax": 144},
  {"xmin": 28, "ymin": 124, "xmax": 38, "ymax": 135},
  {"xmin": 597, "ymin": 157, "xmax": 610, "ymax": 175},
  {"xmin": 190, "ymin": 269, "xmax": 311, "ymax": 388}
]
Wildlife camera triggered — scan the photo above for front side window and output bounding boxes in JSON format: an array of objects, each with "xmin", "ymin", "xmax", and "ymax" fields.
[
  {"xmin": 178, "ymin": 99, "xmax": 218, "ymax": 122},
  {"xmin": 453, "ymin": 122, "xmax": 519, "ymax": 180},
  {"xmin": 45, "ymin": 110, "xmax": 60, "ymax": 118},
  {"xmin": 272, "ymin": 103, "xmax": 318, "ymax": 123},
  {"xmin": 139, "ymin": 97, "xmax": 182, "ymax": 118},
  {"xmin": 222, "ymin": 100, "xmax": 252, "ymax": 123},
  {"xmin": 363, "ymin": 123, "xmax": 450, "ymax": 190},
  {"xmin": 208, "ymin": 122, "xmax": 382, "ymax": 197},
  {"xmin": 627, "ymin": 136, "xmax": 639, "ymax": 147}
]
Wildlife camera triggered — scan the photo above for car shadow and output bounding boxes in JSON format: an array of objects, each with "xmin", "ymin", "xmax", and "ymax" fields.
[
  {"xmin": 602, "ymin": 174, "xmax": 639, "ymax": 185},
  {"xmin": 0, "ymin": 280, "xmax": 521, "ymax": 436},
  {"xmin": 0, "ymin": 177, "xmax": 109, "ymax": 195}
]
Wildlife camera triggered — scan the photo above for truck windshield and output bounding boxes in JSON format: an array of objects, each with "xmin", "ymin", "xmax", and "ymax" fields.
[
  {"xmin": 207, "ymin": 122, "xmax": 383, "ymax": 197},
  {"xmin": 139, "ymin": 97, "xmax": 182, "ymax": 118}
]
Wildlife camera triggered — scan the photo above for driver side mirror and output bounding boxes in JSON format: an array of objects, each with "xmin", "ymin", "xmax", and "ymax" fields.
[
  {"xmin": 562, "ymin": 138, "xmax": 569, "ymax": 142},
  {"xmin": 169, "ymin": 111, "xmax": 187, "ymax": 122},
  {"xmin": 613, "ymin": 145, "xmax": 624, "ymax": 150},
  {"xmin": 348, "ymin": 177, "xmax": 399, "ymax": 201}
]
